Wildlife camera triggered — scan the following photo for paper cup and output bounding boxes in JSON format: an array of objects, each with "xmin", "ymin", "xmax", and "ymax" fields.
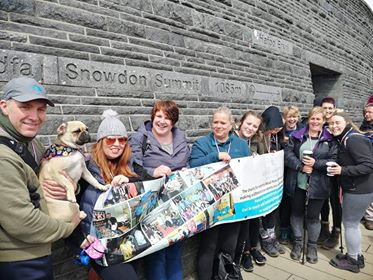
[
  {"xmin": 303, "ymin": 150, "xmax": 313, "ymax": 159},
  {"xmin": 326, "ymin": 161, "xmax": 337, "ymax": 176}
]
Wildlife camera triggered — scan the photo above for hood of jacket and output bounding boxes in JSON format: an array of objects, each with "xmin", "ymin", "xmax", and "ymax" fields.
[
  {"xmin": 262, "ymin": 106, "xmax": 283, "ymax": 130},
  {"xmin": 290, "ymin": 126, "xmax": 333, "ymax": 142},
  {"xmin": 139, "ymin": 120, "xmax": 186, "ymax": 148}
]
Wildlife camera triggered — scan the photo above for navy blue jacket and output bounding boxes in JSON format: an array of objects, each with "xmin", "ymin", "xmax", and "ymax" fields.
[{"xmin": 284, "ymin": 126, "xmax": 338, "ymax": 199}]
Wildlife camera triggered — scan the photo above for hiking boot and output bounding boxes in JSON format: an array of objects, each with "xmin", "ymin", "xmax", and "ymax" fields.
[
  {"xmin": 306, "ymin": 243, "xmax": 318, "ymax": 264},
  {"xmin": 250, "ymin": 249, "xmax": 266, "ymax": 265},
  {"xmin": 336, "ymin": 253, "xmax": 365, "ymax": 269},
  {"xmin": 317, "ymin": 222, "xmax": 330, "ymax": 244},
  {"xmin": 241, "ymin": 253, "xmax": 254, "ymax": 272},
  {"xmin": 279, "ymin": 227, "xmax": 291, "ymax": 245},
  {"xmin": 322, "ymin": 228, "xmax": 340, "ymax": 250},
  {"xmin": 330, "ymin": 254, "xmax": 360, "ymax": 273},
  {"xmin": 274, "ymin": 239, "xmax": 285, "ymax": 254},
  {"xmin": 261, "ymin": 238, "xmax": 279, "ymax": 257},
  {"xmin": 290, "ymin": 240, "xmax": 303, "ymax": 261},
  {"xmin": 358, "ymin": 254, "xmax": 365, "ymax": 269}
]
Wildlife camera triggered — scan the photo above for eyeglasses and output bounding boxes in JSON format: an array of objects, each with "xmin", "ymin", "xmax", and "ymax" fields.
[{"xmin": 104, "ymin": 137, "xmax": 127, "ymax": 146}]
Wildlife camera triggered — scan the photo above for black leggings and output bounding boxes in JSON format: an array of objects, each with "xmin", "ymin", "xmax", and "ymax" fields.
[
  {"xmin": 279, "ymin": 192, "xmax": 292, "ymax": 228},
  {"xmin": 320, "ymin": 182, "xmax": 342, "ymax": 229},
  {"xmin": 262, "ymin": 209, "xmax": 276, "ymax": 230},
  {"xmin": 197, "ymin": 222, "xmax": 241, "ymax": 280},
  {"xmin": 92, "ymin": 261, "xmax": 138, "ymax": 280},
  {"xmin": 235, "ymin": 218, "xmax": 260, "ymax": 262}
]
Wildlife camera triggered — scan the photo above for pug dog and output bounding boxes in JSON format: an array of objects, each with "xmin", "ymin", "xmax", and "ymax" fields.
[{"xmin": 39, "ymin": 121, "xmax": 109, "ymax": 222}]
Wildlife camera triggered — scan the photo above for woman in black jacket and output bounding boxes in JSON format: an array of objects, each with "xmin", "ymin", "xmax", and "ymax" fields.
[
  {"xmin": 327, "ymin": 111, "xmax": 373, "ymax": 273},
  {"xmin": 284, "ymin": 107, "xmax": 337, "ymax": 264}
]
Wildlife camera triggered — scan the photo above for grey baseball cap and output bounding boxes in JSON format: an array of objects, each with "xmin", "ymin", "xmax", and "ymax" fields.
[{"xmin": 2, "ymin": 76, "xmax": 54, "ymax": 107}]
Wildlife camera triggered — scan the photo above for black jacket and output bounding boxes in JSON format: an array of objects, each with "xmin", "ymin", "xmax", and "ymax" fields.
[
  {"xmin": 360, "ymin": 120, "xmax": 373, "ymax": 132},
  {"xmin": 284, "ymin": 126, "xmax": 338, "ymax": 199},
  {"xmin": 336, "ymin": 128, "xmax": 373, "ymax": 194}
]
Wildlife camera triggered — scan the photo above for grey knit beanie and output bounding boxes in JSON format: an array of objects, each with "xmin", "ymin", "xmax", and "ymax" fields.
[{"xmin": 97, "ymin": 109, "xmax": 128, "ymax": 141}]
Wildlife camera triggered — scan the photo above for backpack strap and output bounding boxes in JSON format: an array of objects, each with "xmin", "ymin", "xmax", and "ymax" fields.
[
  {"xmin": 141, "ymin": 134, "xmax": 148, "ymax": 156},
  {"xmin": 0, "ymin": 136, "xmax": 39, "ymax": 173},
  {"xmin": 0, "ymin": 136, "xmax": 41, "ymax": 208},
  {"xmin": 342, "ymin": 131, "xmax": 370, "ymax": 147}
]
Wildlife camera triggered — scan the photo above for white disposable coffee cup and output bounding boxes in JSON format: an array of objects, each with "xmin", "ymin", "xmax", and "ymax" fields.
[
  {"xmin": 303, "ymin": 150, "xmax": 313, "ymax": 159},
  {"xmin": 326, "ymin": 161, "xmax": 337, "ymax": 176}
]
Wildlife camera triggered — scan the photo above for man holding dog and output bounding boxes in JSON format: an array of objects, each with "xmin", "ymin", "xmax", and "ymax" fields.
[{"xmin": 0, "ymin": 77, "xmax": 80, "ymax": 280}]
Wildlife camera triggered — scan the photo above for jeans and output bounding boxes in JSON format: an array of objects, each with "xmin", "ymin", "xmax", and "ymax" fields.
[
  {"xmin": 0, "ymin": 255, "xmax": 53, "ymax": 280},
  {"xmin": 145, "ymin": 242, "xmax": 182, "ymax": 280}
]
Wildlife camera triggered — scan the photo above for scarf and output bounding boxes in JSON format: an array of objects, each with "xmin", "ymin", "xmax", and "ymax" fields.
[{"xmin": 0, "ymin": 113, "xmax": 34, "ymax": 143}]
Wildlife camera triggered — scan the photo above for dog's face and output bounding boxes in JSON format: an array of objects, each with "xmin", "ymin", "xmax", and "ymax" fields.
[{"xmin": 57, "ymin": 121, "xmax": 91, "ymax": 148}]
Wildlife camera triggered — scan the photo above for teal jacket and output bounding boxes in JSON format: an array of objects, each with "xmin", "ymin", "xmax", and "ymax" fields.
[{"xmin": 189, "ymin": 132, "xmax": 251, "ymax": 168}]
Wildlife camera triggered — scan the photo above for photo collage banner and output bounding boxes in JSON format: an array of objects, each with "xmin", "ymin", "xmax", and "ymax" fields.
[{"xmin": 90, "ymin": 151, "xmax": 284, "ymax": 266}]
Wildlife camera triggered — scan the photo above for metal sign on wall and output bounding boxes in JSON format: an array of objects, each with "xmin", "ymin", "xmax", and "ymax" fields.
[{"xmin": 0, "ymin": 50, "xmax": 282, "ymax": 102}]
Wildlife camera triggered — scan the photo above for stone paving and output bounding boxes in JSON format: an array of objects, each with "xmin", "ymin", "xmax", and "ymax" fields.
[{"xmin": 243, "ymin": 223, "xmax": 373, "ymax": 280}]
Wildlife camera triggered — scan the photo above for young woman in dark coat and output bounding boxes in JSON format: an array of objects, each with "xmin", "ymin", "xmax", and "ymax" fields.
[
  {"xmin": 328, "ymin": 111, "xmax": 373, "ymax": 273},
  {"xmin": 284, "ymin": 107, "xmax": 338, "ymax": 264}
]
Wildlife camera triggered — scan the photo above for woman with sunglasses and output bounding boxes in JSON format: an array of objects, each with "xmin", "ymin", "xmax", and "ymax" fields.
[
  {"xmin": 129, "ymin": 100, "xmax": 190, "ymax": 280},
  {"xmin": 78, "ymin": 109, "xmax": 140, "ymax": 279}
]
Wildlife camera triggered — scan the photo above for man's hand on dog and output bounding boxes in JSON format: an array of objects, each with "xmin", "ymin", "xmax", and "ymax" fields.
[{"xmin": 42, "ymin": 179, "xmax": 67, "ymax": 200}]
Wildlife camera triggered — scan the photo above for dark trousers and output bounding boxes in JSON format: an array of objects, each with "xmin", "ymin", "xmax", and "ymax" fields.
[
  {"xmin": 234, "ymin": 218, "xmax": 260, "ymax": 262},
  {"xmin": 197, "ymin": 222, "xmax": 241, "ymax": 280},
  {"xmin": 262, "ymin": 209, "xmax": 276, "ymax": 230},
  {"xmin": 92, "ymin": 261, "xmax": 138, "ymax": 280},
  {"xmin": 0, "ymin": 255, "xmax": 53, "ymax": 280},
  {"xmin": 320, "ymin": 182, "xmax": 342, "ymax": 229},
  {"xmin": 279, "ymin": 192, "xmax": 292, "ymax": 228},
  {"xmin": 145, "ymin": 243, "xmax": 182, "ymax": 280},
  {"xmin": 290, "ymin": 187, "xmax": 325, "ymax": 243}
]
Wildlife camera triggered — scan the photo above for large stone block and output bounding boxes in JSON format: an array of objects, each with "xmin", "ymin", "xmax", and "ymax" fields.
[
  {"xmin": 35, "ymin": 2, "xmax": 107, "ymax": 30},
  {"xmin": 0, "ymin": 21, "xmax": 68, "ymax": 40},
  {"xmin": 107, "ymin": 17, "xmax": 146, "ymax": 38},
  {"xmin": 0, "ymin": 0, "xmax": 34, "ymax": 14},
  {"xmin": 30, "ymin": 36, "xmax": 100, "ymax": 54}
]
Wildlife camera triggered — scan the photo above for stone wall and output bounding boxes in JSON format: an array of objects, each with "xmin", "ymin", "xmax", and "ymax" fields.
[
  {"xmin": 1, "ymin": 0, "xmax": 372, "ymax": 143},
  {"xmin": 1, "ymin": 0, "xmax": 373, "ymax": 279}
]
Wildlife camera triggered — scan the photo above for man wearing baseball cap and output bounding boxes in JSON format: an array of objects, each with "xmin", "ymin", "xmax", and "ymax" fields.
[{"xmin": 0, "ymin": 76, "xmax": 80, "ymax": 280}]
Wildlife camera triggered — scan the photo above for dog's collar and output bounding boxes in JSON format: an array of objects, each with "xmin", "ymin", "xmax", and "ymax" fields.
[{"xmin": 42, "ymin": 143, "xmax": 79, "ymax": 160}]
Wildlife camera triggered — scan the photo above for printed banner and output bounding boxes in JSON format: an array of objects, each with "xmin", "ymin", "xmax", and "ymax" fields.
[{"xmin": 90, "ymin": 151, "xmax": 284, "ymax": 266}]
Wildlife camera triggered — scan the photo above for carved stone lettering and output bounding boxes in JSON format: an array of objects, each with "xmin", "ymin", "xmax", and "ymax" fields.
[
  {"xmin": 59, "ymin": 57, "xmax": 150, "ymax": 90},
  {"xmin": 0, "ymin": 50, "xmax": 282, "ymax": 102},
  {"xmin": 252, "ymin": 30, "xmax": 293, "ymax": 55},
  {"xmin": 0, "ymin": 50, "xmax": 43, "ymax": 82},
  {"xmin": 249, "ymin": 83, "xmax": 282, "ymax": 102}
]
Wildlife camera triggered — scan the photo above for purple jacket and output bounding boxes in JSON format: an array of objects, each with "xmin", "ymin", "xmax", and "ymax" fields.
[
  {"xmin": 284, "ymin": 126, "xmax": 338, "ymax": 199},
  {"xmin": 129, "ymin": 121, "xmax": 190, "ymax": 176}
]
